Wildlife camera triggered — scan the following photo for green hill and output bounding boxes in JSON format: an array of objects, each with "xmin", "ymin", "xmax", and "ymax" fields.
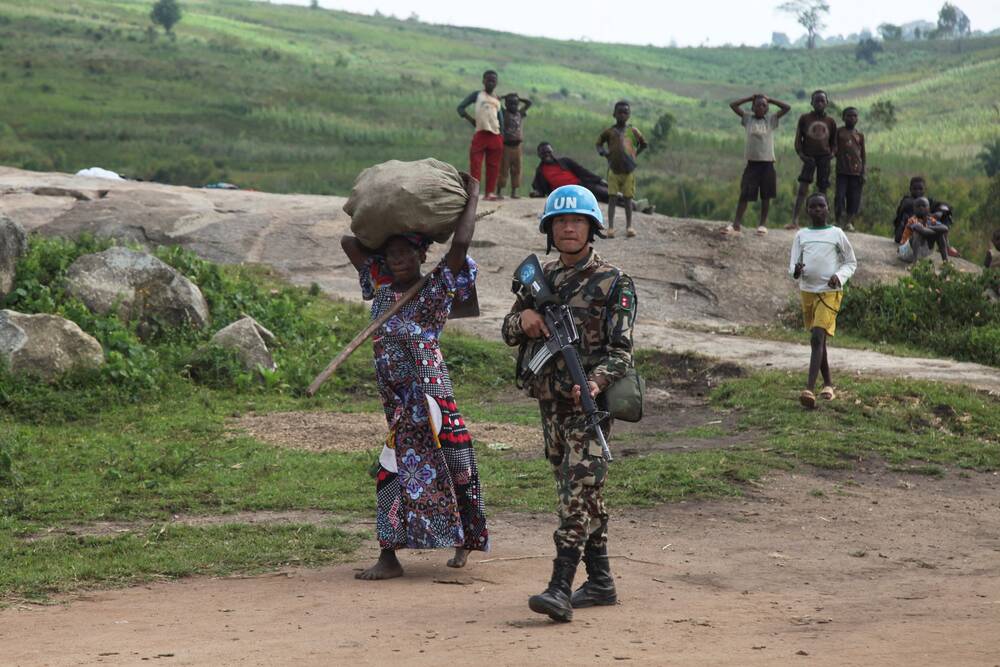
[{"xmin": 1, "ymin": 0, "xmax": 998, "ymax": 250}]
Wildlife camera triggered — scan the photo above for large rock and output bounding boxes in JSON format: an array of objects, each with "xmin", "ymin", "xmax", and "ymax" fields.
[
  {"xmin": 0, "ymin": 309, "xmax": 104, "ymax": 381},
  {"xmin": 0, "ymin": 214, "xmax": 28, "ymax": 298},
  {"xmin": 210, "ymin": 316, "xmax": 277, "ymax": 372},
  {"xmin": 66, "ymin": 247, "xmax": 210, "ymax": 335}
]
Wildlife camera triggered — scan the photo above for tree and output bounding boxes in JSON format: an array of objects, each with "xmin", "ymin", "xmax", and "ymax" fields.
[
  {"xmin": 649, "ymin": 112, "xmax": 675, "ymax": 152},
  {"xmin": 869, "ymin": 99, "xmax": 898, "ymax": 129},
  {"xmin": 310, "ymin": 0, "xmax": 320, "ymax": 8},
  {"xmin": 978, "ymin": 139, "xmax": 1000, "ymax": 178},
  {"xmin": 777, "ymin": 0, "xmax": 830, "ymax": 50},
  {"xmin": 935, "ymin": 2, "xmax": 971, "ymax": 38},
  {"xmin": 855, "ymin": 37, "xmax": 883, "ymax": 65},
  {"xmin": 150, "ymin": 0, "xmax": 182, "ymax": 34},
  {"xmin": 878, "ymin": 23, "xmax": 902, "ymax": 41}
]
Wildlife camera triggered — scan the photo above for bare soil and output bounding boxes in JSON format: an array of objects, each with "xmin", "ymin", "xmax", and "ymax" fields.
[{"xmin": 4, "ymin": 469, "xmax": 999, "ymax": 666}]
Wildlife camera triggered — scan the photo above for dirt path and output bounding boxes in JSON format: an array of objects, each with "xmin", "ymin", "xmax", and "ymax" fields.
[{"xmin": 4, "ymin": 469, "xmax": 999, "ymax": 666}]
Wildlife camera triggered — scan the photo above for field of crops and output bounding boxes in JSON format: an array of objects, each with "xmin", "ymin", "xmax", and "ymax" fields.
[{"xmin": 0, "ymin": 0, "xmax": 997, "ymax": 250}]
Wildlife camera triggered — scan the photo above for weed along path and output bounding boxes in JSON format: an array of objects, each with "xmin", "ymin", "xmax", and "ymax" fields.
[
  {"xmin": 4, "ymin": 470, "xmax": 1000, "ymax": 666},
  {"xmin": 3, "ymin": 167, "xmax": 998, "ymax": 392}
]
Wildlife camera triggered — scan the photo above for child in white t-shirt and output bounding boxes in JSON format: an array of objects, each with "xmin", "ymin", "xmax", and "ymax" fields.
[{"xmin": 789, "ymin": 192, "xmax": 858, "ymax": 408}]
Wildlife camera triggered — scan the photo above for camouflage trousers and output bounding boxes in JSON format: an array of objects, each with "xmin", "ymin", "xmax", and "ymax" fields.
[{"xmin": 539, "ymin": 401, "xmax": 611, "ymax": 555}]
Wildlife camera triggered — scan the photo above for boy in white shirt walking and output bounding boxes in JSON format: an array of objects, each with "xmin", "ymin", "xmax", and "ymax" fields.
[{"xmin": 789, "ymin": 193, "xmax": 858, "ymax": 408}]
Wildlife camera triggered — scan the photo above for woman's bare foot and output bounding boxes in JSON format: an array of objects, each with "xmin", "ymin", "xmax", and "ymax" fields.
[
  {"xmin": 355, "ymin": 549, "xmax": 403, "ymax": 580},
  {"xmin": 447, "ymin": 548, "xmax": 469, "ymax": 568}
]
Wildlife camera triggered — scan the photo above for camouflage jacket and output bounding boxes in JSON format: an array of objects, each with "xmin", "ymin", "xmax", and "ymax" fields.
[{"xmin": 501, "ymin": 249, "xmax": 636, "ymax": 402}]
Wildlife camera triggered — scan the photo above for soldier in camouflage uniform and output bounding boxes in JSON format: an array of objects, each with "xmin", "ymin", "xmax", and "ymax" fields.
[{"xmin": 501, "ymin": 184, "xmax": 637, "ymax": 622}]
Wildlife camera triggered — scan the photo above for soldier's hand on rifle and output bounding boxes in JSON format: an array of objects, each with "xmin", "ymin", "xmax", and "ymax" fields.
[
  {"xmin": 519, "ymin": 309, "xmax": 550, "ymax": 338},
  {"xmin": 572, "ymin": 381, "xmax": 601, "ymax": 407}
]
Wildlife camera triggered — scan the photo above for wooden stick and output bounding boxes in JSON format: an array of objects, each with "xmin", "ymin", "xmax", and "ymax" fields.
[{"xmin": 305, "ymin": 273, "xmax": 432, "ymax": 397}]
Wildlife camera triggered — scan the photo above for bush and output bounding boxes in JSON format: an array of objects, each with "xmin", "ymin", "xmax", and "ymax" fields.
[{"xmin": 840, "ymin": 262, "xmax": 1000, "ymax": 366}]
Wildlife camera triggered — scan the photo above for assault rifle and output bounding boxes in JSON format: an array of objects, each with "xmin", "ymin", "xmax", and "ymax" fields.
[{"xmin": 513, "ymin": 254, "xmax": 612, "ymax": 462}]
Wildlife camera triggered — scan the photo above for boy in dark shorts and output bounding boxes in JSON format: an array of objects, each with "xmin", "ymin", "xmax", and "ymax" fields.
[
  {"xmin": 790, "ymin": 90, "xmax": 837, "ymax": 229},
  {"xmin": 722, "ymin": 93, "xmax": 791, "ymax": 236},
  {"xmin": 596, "ymin": 100, "xmax": 648, "ymax": 238},
  {"xmin": 497, "ymin": 93, "xmax": 532, "ymax": 199},
  {"xmin": 834, "ymin": 107, "xmax": 865, "ymax": 232}
]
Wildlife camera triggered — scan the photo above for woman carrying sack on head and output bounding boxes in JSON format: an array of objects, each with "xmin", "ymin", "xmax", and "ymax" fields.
[{"xmin": 340, "ymin": 173, "xmax": 490, "ymax": 580}]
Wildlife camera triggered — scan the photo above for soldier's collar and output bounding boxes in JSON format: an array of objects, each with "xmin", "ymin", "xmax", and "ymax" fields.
[{"xmin": 557, "ymin": 247, "xmax": 598, "ymax": 272}]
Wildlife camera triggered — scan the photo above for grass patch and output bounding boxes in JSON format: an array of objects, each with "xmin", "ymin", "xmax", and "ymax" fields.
[
  {"xmin": 712, "ymin": 371, "xmax": 1000, "ymax": 470},
  {"xmin": 0, "ymin": 523, "xmax": 363, "ymax": 601}
]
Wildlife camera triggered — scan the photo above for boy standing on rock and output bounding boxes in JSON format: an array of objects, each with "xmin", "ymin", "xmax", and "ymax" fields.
[
  {"xmin": 596, "ymin": 101, "xmax": 647, "ymax": 238},
  {"xmin": 790, "ymin": 192, "xmax": 857, "ymax": 409},
  {"xmin": 497, "ymin": 93, "xmax": 532, "ymax": 199},
  {"xmin": 722, "ymin": 93, "xmax": 791, "ymax": 236},
  {"xmin": 790, "ymin": 91, "xmax": 837, "ymax": 229},
  {"xmin": 457, "ymin": 70, "xmax": 503, "ymax": 200},
  {"xmin": 834, "ymin": 107, "xmax": 866, "ymax": 232}
]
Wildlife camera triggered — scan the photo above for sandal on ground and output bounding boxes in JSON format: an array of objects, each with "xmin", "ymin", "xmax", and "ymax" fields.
[
  {"xmin": 785, "ymin": 223, "xmax": 800, "ymax": 230},
  {"xmin": 626, "ymin": 228, "xmax": 637, "ymax": 238},
  {"xmin": 799, "ymin": 389, "xmax": 817, "ymax": 409},
  {"xmin": 721, "ymin": 224, "xmax": 741, "ymax": 236},
  {"xmin": 606, "ymin": 228, "xmax": 616, "ymax": 238},
  {"xmin": 756, "ymin": 225, "xmax": 768, "ymax": 235},
  {"xmin": 820, "ymin": 386, "xmax": 835, "ymax": 400}
]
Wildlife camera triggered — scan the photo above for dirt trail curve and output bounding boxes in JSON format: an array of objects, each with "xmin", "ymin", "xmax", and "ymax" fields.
[
  {"xmin": 2, "ymin": 166, "xmax": 996, "ymax": 392},
  {"xmin": 3, "ymin": 471, "xmax": 999, "ymax": 666}
]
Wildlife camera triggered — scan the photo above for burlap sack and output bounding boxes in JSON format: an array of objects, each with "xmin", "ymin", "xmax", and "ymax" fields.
[{"xmin": 344, "ymin": 159, "xmax": 468, "ymax": 250}]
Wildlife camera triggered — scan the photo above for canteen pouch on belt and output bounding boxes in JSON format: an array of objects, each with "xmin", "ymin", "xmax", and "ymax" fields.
[{"xmin": 603, "ymin": 366, "xmax": 644, "ymax": 423}]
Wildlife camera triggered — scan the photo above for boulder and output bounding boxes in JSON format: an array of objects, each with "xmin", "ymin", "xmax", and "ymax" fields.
[
  {"xmin": 66, "ymin": 247, "xmax": 210, "ymax": 336},
  {"xmin": 0, "ymin": 309, "xmax": 104, "ymax": 381},
  {"xmin": 0, "ymin": 214, "xmax": 28, "ymax": 299},
  {"xmin": 210, "ymin": 316, "xmax": 276, "ymax": 372}
]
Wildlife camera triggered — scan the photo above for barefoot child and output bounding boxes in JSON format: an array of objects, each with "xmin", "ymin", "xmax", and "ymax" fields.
[
  {"xmin": 723, "ymin": 93, "xmax": 791, "ymax": 235},
  {"xmin": 498, "ymin": 92, "xmax": 532, "ymax": 199},
  {"xmin": 596, "ymin": 100, "xmax": 648, "ymax": 238},
  {"xmin": 834, "ymin": 107, "xmax": 865, "ymax": 232},
  {"xmin": 341, "ymin": 174, "xmax": 490, "ymax": 579},
  {"xmin": 790, "ymin": 91, "xmax": 837, "ymax": 229},
  {"xmin": 789, "ymin": 193, "xmax": 857, "ymax": 409}
]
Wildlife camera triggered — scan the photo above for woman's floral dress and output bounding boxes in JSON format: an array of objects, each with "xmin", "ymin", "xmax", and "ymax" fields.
[{"xmin": 359, "ymin": 255, "xmax": 490, "ymax": 552}]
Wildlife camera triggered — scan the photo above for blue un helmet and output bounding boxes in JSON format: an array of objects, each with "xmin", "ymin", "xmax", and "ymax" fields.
[{"xmin": 538, "ymin": 185, "xmax": 605, "ymax": 234}]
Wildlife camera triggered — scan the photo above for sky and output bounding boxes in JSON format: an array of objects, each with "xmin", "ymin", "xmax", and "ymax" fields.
[{"xmin": 271, "ymin": 0, "xmax": 999, "ymax": 47}]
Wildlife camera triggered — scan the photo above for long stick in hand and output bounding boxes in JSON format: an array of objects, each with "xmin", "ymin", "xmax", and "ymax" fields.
[{"xmin": 305, "ymin": 272, "xmax": 432, "ymax": 397}]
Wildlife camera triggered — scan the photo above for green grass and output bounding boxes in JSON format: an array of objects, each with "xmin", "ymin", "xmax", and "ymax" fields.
[{"xmin": 0, "ymin": 0, "xmax": 998, "ymax": 254}]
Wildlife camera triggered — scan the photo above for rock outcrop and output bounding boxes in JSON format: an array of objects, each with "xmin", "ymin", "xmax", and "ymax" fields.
[
  {"xmin": 0, "ymin": 309, "xmax": 104, "ymax": 381},
  {"xmin": 66, "ymin": 247, "xmax": 210, "ymax": 336},
  {"xmin": 209, "ymin": 316, "xmax": 277, "ymax": 372},
  {"xmin": 0, "ymin": 214, "xmax": 28, "ymax": 299}
]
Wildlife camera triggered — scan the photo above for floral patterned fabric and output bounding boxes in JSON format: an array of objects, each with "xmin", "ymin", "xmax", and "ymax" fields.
[{"xmin": 360, "ymin": 255, "xmax": 489, "ymax": 552}]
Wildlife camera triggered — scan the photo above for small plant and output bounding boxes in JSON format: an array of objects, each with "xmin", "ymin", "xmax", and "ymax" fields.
[
  {"xmin": 869, "ymin": 99, "xmax": 897, "ymax": 129},
  {"xmin": 977, "ymin": 138, "xmax": 1000, "ymax": 178}
]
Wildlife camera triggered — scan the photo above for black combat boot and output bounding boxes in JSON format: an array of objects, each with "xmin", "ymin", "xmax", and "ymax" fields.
[
  {"xmin": 570, "ymin": 542, "xmax": 617, "ymax": 608},
  {"xmin": 528, "ymin": 549, "xmax": 580, "ymax": 622}
]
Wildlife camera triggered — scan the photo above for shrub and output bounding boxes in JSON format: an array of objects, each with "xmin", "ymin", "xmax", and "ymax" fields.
[{"xmin": 840, "ymin": 262, "xmax": 1000, "ymax": 366}]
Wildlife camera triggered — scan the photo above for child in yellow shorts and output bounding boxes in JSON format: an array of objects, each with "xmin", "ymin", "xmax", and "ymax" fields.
[{"xmin": 789, "ymin": 193, "xmax": 857, "ymax": 408}]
